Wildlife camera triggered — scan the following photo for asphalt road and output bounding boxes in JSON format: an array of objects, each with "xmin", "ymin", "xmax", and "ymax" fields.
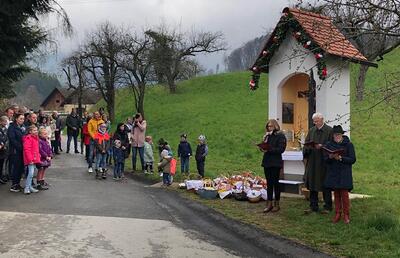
[{"xmin": 0, "ymin": 148, "xmax": 332, "ymax": 258}]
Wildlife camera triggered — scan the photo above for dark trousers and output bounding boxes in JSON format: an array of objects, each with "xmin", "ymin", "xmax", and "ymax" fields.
[
  {"xmin": 51, "ymin": 140, "xmax": 58, "ymax": 154},
  {"xmin": 180, "ymin": 156, "xmax": 189, "ymax": 173},
  {"xmin": 0, "ymin": 158, "xmax": 4, "ymax": 178},
  {"xmin": 196, "ymin": 160, "xmax": 205, "ymax": 177},
  {"xmin": 55, "ymin": 131, "xmax": 62, "ymax": 151},
  {"xmin": 85, "ymin": 144, "xmax": 90, "ymax": 161},
  {"xmin": 145, "ymin": 162, "xmax": 153, "ymax": 173},
  {"xmin": 309, "ymin": 189, "xmax": 333, "ymax": 211},
  {"xmin": 10, "ymin": 154, "xmax": 24, "ymax": 186},
  {"xmin": 67, "ymin": 133, "xmax": 78, "ymax": 152},
  {"xmin": 131, "ymin": 146, "xmax": 144, "ymax": 171},
  {"xmin": 264, "ymin": 167, "xmax": 281, "ymax": 201}
]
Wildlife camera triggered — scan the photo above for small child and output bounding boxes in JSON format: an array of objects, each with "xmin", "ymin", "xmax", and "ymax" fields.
[
  {"xmin": 82, "ymin": 117, "xmax": 91, "ymax": 162},
  {"xmin": 112, "ymin": 139, "xmax": 124, "ymax": 180},
  {"xmin": 143, "ymin": 136, "xmax": 154, "ymax": 174},
  {"xmin": 36, "ymin": 128, "xmax": 52, "ymax": 190},
  {"xmin": 94, "ymin": 123, "xmax": 111, "ymax": 179},
  {"xmin": 177, "ymin": 133, "xmax": 192, "ymax": 175},
  {"xmin": 22, "ymin": 125, "xmax": 40, "ymax": 194},
  {"xmin": 158, "ymin": 149, "xmax": 172, "ymax": 186},
  {"xmin": 195, "ymin": 134, "xmax": 208, "ymax": 178}
]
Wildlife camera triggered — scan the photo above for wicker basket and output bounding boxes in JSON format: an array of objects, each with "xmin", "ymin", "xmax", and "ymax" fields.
[
  {"xmin": 197, "ymin": 189, "xmax": 218, "ymax": 199},
  {"xmin": 233, "ymin": 191, "xmax": 248, "ymax": 201},
  {"xmin": 248, "ymin": 195, "xmax": 261, "ymax": 203}
]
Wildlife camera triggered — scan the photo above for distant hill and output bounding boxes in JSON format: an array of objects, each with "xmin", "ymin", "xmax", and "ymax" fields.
[{"xmin": 11, "ymin": 71, "xmax": 62, "ymax": 109}]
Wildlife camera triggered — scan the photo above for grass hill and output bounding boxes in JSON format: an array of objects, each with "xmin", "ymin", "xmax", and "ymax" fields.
[{"xmin": 101, "ymin": 47, "xmax": 400, "ymax": 257}]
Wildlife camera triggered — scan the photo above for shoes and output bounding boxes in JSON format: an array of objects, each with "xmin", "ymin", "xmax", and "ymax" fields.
[
  {"xmin": 320, "ymin": 209, "xmax": 330, "ymax": 215},
  {"xmin": 113, "ymin": 177, "xmax": 118, "ymax": 180},
  {"xmin": 271, "ymin": 201, "xmax": 280, "ymax": 212},
  {"xmin": 102, "ymin": 171, "xmax": 107, "ymax": 179},
  {"xmin": 66, "ymin": 150, "xmax": 70, "ymax": 154},
  {"xmin": 75, "ymin": 150, "xmax": 80, "ymax": 154},
  {"xmin": 24, "ymin": 188, "xmax": 31, "ymax": 194},
  {"xmin": 36, "ymin": 184, "xmax": 49, "ymax": 190},
  {"xmin": 263, "ymin": 201, "xmax": 273, "ymax": 213},
  {"xmin": 88, "ymin": 167, "xmax": 93, "ymax": 173},
  {"xmin": 0, "ymin": 178, "xmax": 6, "ymax": 184},
  {"xmin": 29, "ymin": 187, "xmax": 39, "ymax": 193},
  {"xmin": 10, "ymin": 185, "xmax": 22, "ymax": 193}
]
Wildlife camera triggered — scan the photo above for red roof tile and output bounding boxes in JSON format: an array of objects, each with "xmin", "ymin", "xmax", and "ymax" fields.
[{"xmin": 287, "ymin": 8, "xmax": 368, "ymax": 62}]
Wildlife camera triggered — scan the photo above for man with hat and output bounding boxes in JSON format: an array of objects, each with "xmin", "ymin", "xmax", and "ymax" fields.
[{"xmin": 303, "ymin": 112, "xmax": 333, "ymax": 214}]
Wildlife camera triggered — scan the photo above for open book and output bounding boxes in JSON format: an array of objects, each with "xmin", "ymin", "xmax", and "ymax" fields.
[
  {"xmin": 256, "ymin": 142, "xmax": 270, "ymax": 151},
  {"xmin": 322, "ymin": 146, "xmax": 345, "ymax": 156}
]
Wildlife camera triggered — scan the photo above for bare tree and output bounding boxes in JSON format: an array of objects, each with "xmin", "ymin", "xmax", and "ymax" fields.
[
  {"xmin": 297, "ymin": 0, "xmax": 400, "ymax": 100},
  {"xmin": 62, "ymin": 52, "xmax": 88, "ymax": 117},
  {"xmin": 145, "ymin": 26, "xmax": 226, "ymax": 93},
  {"xmin": 118, "ymin": 32, "xmax": 154, "ymax": 117},
  {"xmin": 81, "ymin": 22, "xmax": 125, "ymax": 122}
]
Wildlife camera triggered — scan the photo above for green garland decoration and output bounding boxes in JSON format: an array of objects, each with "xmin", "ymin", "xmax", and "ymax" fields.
[{"xmin": 249, "ymin": 11, "xmax": 327, "ymax": 91}]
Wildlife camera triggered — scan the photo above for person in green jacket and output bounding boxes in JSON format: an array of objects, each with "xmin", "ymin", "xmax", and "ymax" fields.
[{"xmin": 143, "ymin": 136, "xmax": 154, "ymax": 174}]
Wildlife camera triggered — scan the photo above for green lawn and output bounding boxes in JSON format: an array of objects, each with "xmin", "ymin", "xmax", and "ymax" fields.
[{"xmin": 99, "ymin": 47, "xmax": 400, "ymax": 258}]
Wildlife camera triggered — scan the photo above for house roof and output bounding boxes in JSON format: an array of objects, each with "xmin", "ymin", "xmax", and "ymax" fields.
[
  {"xmin": 64, "ymin": 89, "xmax": 102, "ymax": 105},
  {"xmin": 254, "ymin": 7, "xmax": 377, "ymax": 71},
  {"xmin": 40, "ymin": 87, "xmax": 72, "ymax": 107}
]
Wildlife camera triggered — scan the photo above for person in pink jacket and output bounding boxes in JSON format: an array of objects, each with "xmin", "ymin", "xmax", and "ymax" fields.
[
  {"xmin": 131, "ymin": 113, "xmax": 147, "ymax": 171},
  {"xmin": 23, "ymin": 125, "xmax": 40, "ymax": 194}
]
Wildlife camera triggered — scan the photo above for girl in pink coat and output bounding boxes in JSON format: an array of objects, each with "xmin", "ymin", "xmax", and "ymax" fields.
[{"xmin": 23, "ymin": 125, "xmax": 40, "ymax": 194}]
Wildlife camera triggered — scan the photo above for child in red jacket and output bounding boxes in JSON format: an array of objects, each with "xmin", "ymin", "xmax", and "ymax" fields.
[
  {"xmin": 23, "ymin": 125, "xmax": 40, "ymax": 194},
  {"xmin": 93, "ymin": 123, "xmax": 110, "ymax": 179}
]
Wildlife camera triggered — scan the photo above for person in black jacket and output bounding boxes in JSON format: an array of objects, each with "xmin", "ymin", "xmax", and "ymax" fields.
[
  {"xmin": 324, "ymin": 125, "xmax": 356, "ymax": 224},
  {"xmin": 113, "ymin": 123, "xmax": 130, "ymax": 175},
  {"xmin": 195, "ymin": 135, "xmax": 208, "ymax": 178},
  {"xmin": 261, "ymin": 119, "xmax": 287, "ymax": 213},
  {"xmin": 66, "ymin": 108, "xmax": 81, "ymax": 153},
  {"xmin": 8, "ymin": 113, "xmax": 26, "ymax": 192},
  {"xmin": 178, "ymin": 134, "xmax": 192, "ymax": 175},
  {"xmin": 0, "ymin": 116, "xmax": 9, "ymax": 184}
]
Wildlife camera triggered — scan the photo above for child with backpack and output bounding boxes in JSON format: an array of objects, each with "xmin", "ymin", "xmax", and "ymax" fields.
[{"xmin": 158, "ymin": 149, "xmax": 172, "ymax": 186}]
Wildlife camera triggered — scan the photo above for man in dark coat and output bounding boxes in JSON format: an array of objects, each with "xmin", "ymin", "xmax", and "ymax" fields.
[
  {"xmin": 303, "ymin": 112, "xmax": 333, "ymax": 213},
  {"xmin": 66, "ymin": 108, "xmax": 81, "ymax": 153}
]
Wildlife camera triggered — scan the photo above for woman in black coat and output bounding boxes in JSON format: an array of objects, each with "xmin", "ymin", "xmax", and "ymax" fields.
[
  {"xmin": 8, "ymin": 113, "xmax": 26, "ymax": 192},
  {"xmin": 113, "ymin": 123, "xmax": 130, "ymax": 174},
  {"xmin": 324, "ymin": 125, "xmax": 356, "ymax": 224},
  {"xmin": 261, "ymin": 119, "xmax": 287, "ymax": 213}
]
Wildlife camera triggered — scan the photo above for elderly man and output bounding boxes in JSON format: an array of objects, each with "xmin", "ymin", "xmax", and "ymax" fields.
[{"xmin": 303, "ymin": 112, "xmax": 333, "ymax": 214}]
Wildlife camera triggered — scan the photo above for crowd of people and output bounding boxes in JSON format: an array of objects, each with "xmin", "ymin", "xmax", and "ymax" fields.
[
  {"xmin": 260, "ymin": 113, "xmax": 356, "ymax": 224},
  {"xmin": 0, "ymin": 105, "xmax": 210, "ymax": 194}
]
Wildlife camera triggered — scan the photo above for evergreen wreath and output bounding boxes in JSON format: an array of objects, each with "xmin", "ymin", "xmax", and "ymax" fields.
[{"xmin": 249, "ymin": 11, "xmax": 327, "ymax": 91}]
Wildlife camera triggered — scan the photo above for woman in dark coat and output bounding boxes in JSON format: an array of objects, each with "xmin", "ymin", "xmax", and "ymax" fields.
[
  {"xmin": 113, "ymin": 123, "xmax": 130, "ymax": 174},
  {"xmin": 8, "ymin": 113, "xmax": 26, "ymax": 192},
  {"xmin": 324, "ymin": 125, "xmax": 356, "ymax": 224},
  {"xmin": 261, "ymin": 119, "xmax": 287, "ymax": 213}
]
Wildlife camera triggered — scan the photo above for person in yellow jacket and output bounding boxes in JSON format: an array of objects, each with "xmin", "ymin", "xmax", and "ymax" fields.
[{"xmin": 87, "ymin": 111, "xmax": 104, "ymax": 173}]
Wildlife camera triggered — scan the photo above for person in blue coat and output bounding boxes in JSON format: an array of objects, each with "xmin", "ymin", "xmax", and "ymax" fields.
[{"xmin": 324, "ymin": 125, "xmax": 356, "ymax": 224}]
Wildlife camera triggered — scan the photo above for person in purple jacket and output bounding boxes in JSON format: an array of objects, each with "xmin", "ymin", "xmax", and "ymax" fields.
[{"xmin": 36, "ymin": 128, "xmax": 53, "ymax": 190}]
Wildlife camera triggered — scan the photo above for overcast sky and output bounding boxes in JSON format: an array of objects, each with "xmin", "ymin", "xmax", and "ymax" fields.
[{"xmin": 42, "ymin": 0, "xmax": 295, "ymax": 76}]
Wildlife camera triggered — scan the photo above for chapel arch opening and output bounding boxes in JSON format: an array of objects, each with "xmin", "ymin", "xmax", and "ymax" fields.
[{"xmin": 278, "ymin": 73, "xmax": 313, "ymax": 150}]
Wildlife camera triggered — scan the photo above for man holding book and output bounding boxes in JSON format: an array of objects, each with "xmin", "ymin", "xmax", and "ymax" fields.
[{"xmin": 303, "ymin": 113, "xmax": 333, "ymax": 214}]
